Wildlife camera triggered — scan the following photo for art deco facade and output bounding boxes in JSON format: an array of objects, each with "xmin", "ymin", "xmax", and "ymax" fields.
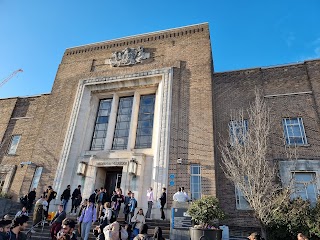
[{"xmin": 0, "ymin": 23, "xmax": 319, "ymax": 235}]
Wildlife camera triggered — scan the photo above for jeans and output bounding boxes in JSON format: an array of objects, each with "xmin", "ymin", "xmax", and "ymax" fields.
[
  {"xmin": 146, "ymin": 201, "xmax": 153, "ymax": 218},
  {"xmin": 61, "ymin": 199, "xmax": 68, "ymax": 212},
  {"xmin": 81, "ymin": 221, "xmax": 92, "ymax": 240}
]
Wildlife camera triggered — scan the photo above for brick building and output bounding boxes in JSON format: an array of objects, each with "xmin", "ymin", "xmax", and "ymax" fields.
[{"xmin": 0, "ymin": 23, "xmax": 319, "ymax": 235}]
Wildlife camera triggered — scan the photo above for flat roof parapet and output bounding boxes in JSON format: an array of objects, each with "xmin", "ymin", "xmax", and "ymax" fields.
[{"xmin": 64, "ymin": 23, "xmax": 209, "ymax": 56}]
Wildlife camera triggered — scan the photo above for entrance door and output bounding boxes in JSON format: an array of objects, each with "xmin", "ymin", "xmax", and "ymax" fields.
[{"xmin": 105, "ymin": 167, "xmax": 123, "ymax": 200}]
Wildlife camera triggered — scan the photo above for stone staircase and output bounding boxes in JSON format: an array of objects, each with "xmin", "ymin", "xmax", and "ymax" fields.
[{"xmin": 23, "ymin": 215, "xmax": 170, "ymax": 240}]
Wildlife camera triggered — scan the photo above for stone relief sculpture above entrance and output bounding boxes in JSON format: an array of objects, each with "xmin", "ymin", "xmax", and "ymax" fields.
[{"xmin": 106, "ymin": 46, "xmax": 150, "ymax": 67}]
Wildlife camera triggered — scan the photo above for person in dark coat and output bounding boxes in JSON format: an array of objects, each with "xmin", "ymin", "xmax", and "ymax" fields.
[
  {"xmin": 159, "ymin": 188, "xmax": 166, "ymax": 220},
  {"xmin": 50, "ymin": 204, "xmax": 66, "ymax": 240},
  {"xmin": 111, "ymin": 188, "xmax": 124, "ymax": 220},
  {"xmin": 123, "ymin": 191, "xmax": 132, "ymax": 223},
  {"xmin": 70, "ymin": 185, "xmax": 81, "ymax": 214},
  {"xmin": 27, "ymin": 188, "xmax": 36, "ymax": 212},
  {"xmin": 60, "ymin": 185, "xmax": 71, "ymax": 212}
]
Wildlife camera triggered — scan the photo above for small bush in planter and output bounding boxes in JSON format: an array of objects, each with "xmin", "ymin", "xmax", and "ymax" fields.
[{"xmin": 187, "ymin": 195, "xmax": 225, "ymax": 229}]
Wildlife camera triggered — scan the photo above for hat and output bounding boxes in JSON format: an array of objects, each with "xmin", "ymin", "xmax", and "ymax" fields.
[
  {"xmin": 0, "ymin": 219, "xmax": 11, "ymax": 227},
  {"xmin": 248, "ymin": 232, "xmax": 261, "ymax": 239}
]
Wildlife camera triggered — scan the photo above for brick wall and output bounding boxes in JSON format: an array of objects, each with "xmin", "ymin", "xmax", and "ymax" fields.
[
  {"xmin": 0, "ymin": 95, "xmax": 50, "ymax": 199},
  {"xmin": 213, "ymin": 61, "xmax": 320, "ymax": 233}
]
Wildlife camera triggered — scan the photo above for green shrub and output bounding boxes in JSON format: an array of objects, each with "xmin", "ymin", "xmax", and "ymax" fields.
[
  {"xmin": 267, "ymin": 197, "xmax": 320, "ymax": 240},
  {"xmin": 187, "ymin": 196, "xmax": 225, "ymax": 228}
]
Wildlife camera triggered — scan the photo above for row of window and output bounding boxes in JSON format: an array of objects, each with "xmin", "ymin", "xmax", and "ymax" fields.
[
  {"xmin": 229, "ymin": 117, "xmax": 308, "ymax": 146},
  {"xmin": 6, "ymin": 115, "xmax": 308, "ymax": 155}
]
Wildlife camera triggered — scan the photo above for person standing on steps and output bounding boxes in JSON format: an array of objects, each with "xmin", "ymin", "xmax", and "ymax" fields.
[
  {"xmin": 78, "ymin": 199, "xmax": 97, "ymax": 240},
  {"xmin": 129, "ymin": 192, "xmax": 137, "ymax": 224},
  {"xmin": 145, "ymin": 187, "xmax": 153, "ymax": 219},
  {"xmin": 50, "ymin": 204, "xmax": 66, "ymax": 240},
  {"xmin": 27, "ymin": 188, "xmax": 36, "ymax": 213},
  {"xmin": 60, "ymin": 185, "xmax": 71, "ymax": 212},
  {"xmin": 123, "ymin": 191, "xmax": 132, "ymax": 223},
  {"xmin": 159, "ymin": 187, "xmax": 166, "ymax": 220},
  {"xmin": 111, "ymin": 188, "xmax": 124, "ymax": 220},
  {"xmin": 45, "ymin": 186, "xmax": 57, "ymax": 217},
  {"xmin": 70, "ymin": 185, "xmax": 81, "ymax": 215}
]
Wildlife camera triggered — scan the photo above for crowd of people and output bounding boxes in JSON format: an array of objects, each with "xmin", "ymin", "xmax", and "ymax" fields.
[
  {"xmin": 20, "ymin": 185, "xmax": 167, "ymax": 240},
  {"xmin": 0, "ymin": 183, "xmax": 312, "ymax": 240}
]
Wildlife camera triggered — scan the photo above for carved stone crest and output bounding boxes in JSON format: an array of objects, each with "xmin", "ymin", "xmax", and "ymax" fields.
[{"xmin": 106, "ymin": 46, "xmax": 150, "ymax": 67}]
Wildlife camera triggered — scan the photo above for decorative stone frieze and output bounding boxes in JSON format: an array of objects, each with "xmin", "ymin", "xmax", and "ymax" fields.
[{"xmin": 105, "ymin": 46, "xmax": 150, "ymax": 67}]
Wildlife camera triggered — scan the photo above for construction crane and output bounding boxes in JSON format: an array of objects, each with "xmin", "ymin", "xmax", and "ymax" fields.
[{"xmin": 0, "ymin": 69, "xmax": 23, "ymax": 89}]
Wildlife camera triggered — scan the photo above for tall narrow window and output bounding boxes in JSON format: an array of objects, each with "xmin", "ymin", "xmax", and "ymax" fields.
[
  {"xmin": 229, "ymin": 120, "xmax": 248, "ymax": 145},
  {"xmin": 190, "ymin": 165, "xmax": 201, "ymax": 200},
  {"xmin": 135, "ymin": 94, "xmax": 155, "ymax": 149},
  {"xmin": 8, "ymin": 135, "xmax": 21, "ymax": 155},
  {"xmin": 283, "ymin": 117, "xmax": 307, "ymax": 145},
  {"xmin": 0, "ymin": 173, "xmax": 6, "ymax": 193},
  {"xmin": 112, "ymin": 96, "xmax": 133, "ymax": 150},
  {"xmin": 30, "ymin": 167, "xmax": 43, "ymax": 191},
  {"xmin": 292, "ymin": 172, "xmax": 317, "ymax": 204},
  {"xmin": 91, "ymin": 99, "xmax": 112, "ymax": 150}
]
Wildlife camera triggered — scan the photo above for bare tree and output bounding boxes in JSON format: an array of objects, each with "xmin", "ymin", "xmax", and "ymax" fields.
[{"xmin": 219, "ymin": 90, "xmax": 290, "ymax": 238}]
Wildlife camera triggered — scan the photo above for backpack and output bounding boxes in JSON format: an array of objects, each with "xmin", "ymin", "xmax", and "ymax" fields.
[
  {"xmin": 89, "ymin": 193, "xmax": 96, "ymax": 203},
  {"xmin": 52, "ymin": 191, "xmax": 57, "ymax": 199},
  {"xmin": 135, "ymin": 200, "xmax": 138, "ymax": 208}
]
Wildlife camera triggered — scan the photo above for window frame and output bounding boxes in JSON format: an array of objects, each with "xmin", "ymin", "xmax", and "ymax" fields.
[
  {"xmin": 29, "ymin": 167, "xmax": 43, "ymax": 191},
  {"xmin": 190, "ymin": 165, "xmax": 202, "ymax": 201},
  {"xmin": 135, "ymin": 94, "xmax": 156, "ymax": 149},
  {"xmin": 235, "ymin": 186, "xmax": 251, "ymax": 210},
  {"xmin": 291, "ymin": 171, "xmax": 318, "ymax": 204},
  {"xmin": 229, "ymin": 119, "xmax": 248, "ymax": 146},
  {"xmin": 7, "ymin": 135, "xmax": 21, "ymax": 155},
  {"xmin": 282, "ymin": 117, "xmax": 308, "ymax": 146},
  {"xmin": 90, "ymin": 98, "xmax": 113, "ymax": 151},
  {"xmin": 112, "ymin": 96, "xmax": 134, "ymax": 150}
]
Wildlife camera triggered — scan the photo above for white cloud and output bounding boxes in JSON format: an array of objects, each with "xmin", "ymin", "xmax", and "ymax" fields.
[{"xmin": 283, "ymin": 32, "xmax": 295, "ymax": 47}]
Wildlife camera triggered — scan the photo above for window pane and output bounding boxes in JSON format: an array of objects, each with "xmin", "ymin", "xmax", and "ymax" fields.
[
  {"xmin": 229, "ymin": 120, "xmax": 248, "ymax": 145},
  {"xmin": 235, "ymin": 187, "xmax": 251, "ymax": 210},
  {"xmin": 190, "ymin": 165, "xmax": 201, "ymax": 200},
  {"xmin": 135, "ymin": 94, "xmax": 155, "ymax": 149},
  {"xmin": 293, "ymin": 172, "xmax": 317, "ymax": 204},
  {"xmin": 30, "ymin": 167, "xmax": 43, "ymax": 190},
  {"xmin": 91, "ymin": 99, "xmax": 112, "ymax": 150},
  {"xmin": 112, "ymin": 96, "xmax": 133, "ymax": 150},
  {"xmin": 283, "ymin": 117, "xmax": 307, "ymax": 145},
  {"xmin": 8, "ymin": 135, "xmax": 21, "ymax": 155}
]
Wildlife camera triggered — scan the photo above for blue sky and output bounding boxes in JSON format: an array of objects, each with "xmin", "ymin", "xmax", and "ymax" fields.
[{"xmin": 1, "ymin": 1, "xmax": 320, "ymax": 98}]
